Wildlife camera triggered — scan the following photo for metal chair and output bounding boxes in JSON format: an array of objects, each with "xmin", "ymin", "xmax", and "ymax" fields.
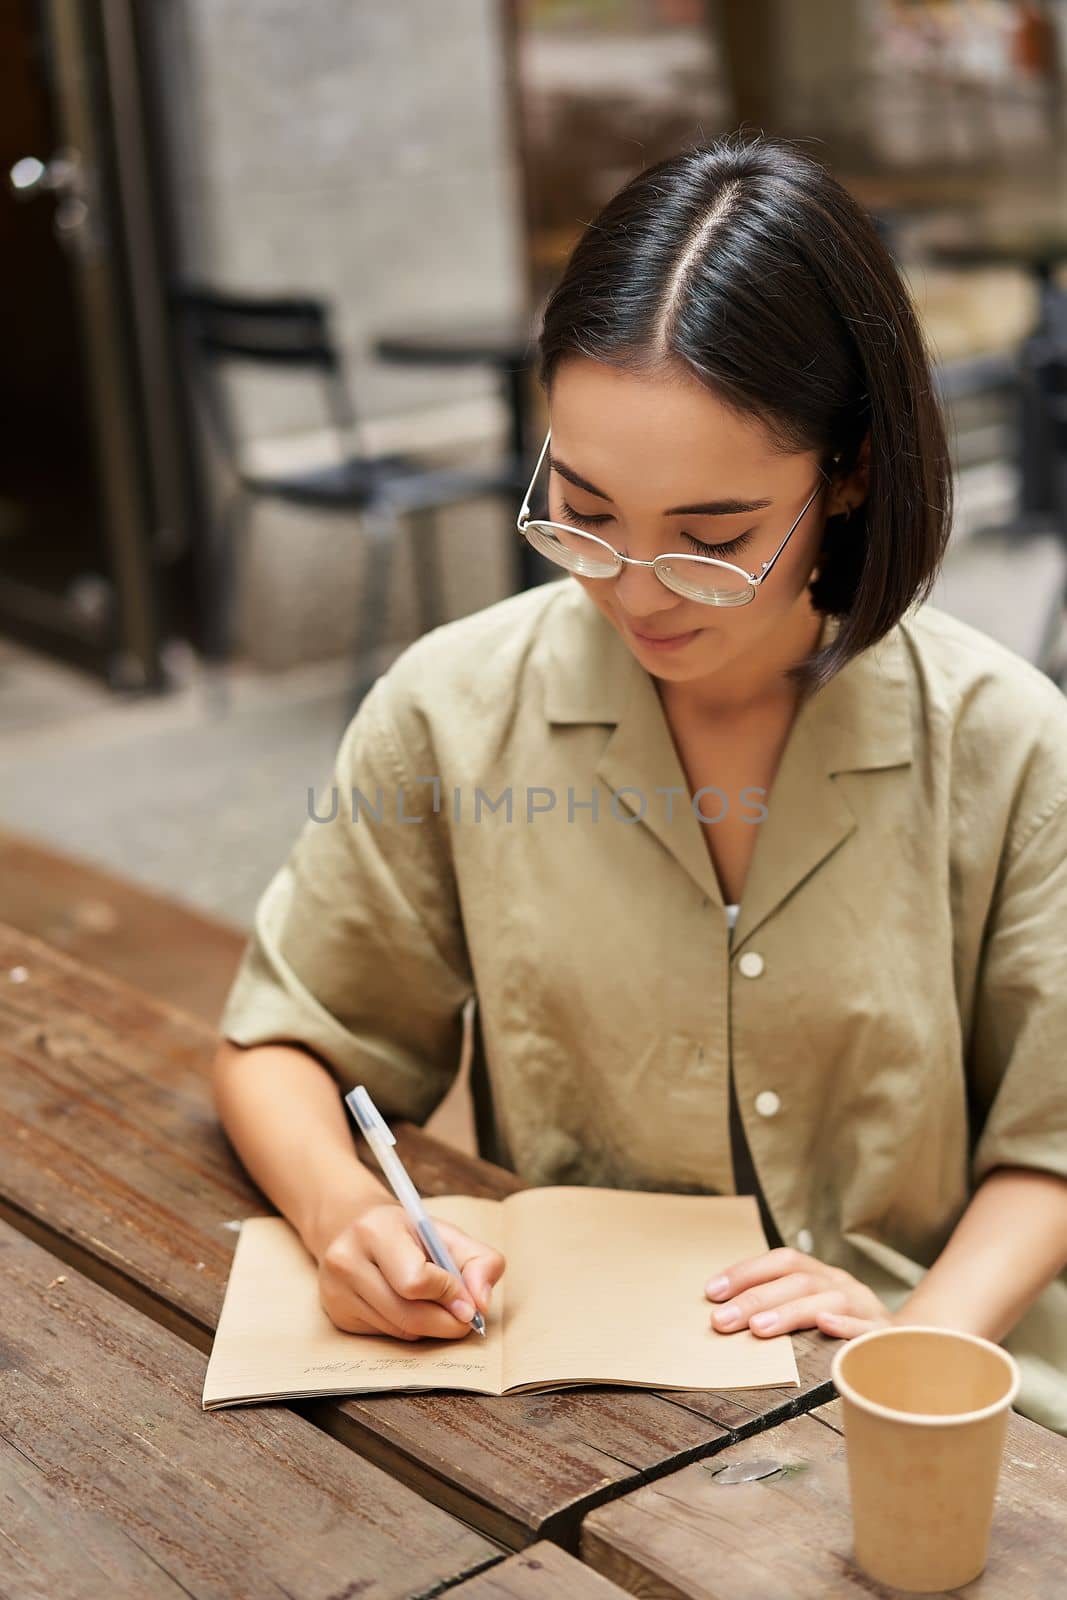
[
  {"xmin": 931, "ymin": 289, "xmax": 1067, "ymax": 690},
  {"xmin": 172, "ymin": 286, "xmax": 523, "ymax": 711}
]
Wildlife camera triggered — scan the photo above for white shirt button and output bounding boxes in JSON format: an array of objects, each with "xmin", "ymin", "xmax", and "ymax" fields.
[
  {"xmin": 754, "ymin": 1090, "xmax": 781, "ymax": 1118},
  {"xmin": 796, "ymin": 1228, "xmax": 814, "ymax": 1253},
  {"xmin": 738, "ymin": 950, "xmax": 764, "ymax": 978}
]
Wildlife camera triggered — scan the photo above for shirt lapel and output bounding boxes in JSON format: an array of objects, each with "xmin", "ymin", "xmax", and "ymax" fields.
[
  {"xmin": 734, "ymin": 612, "xmax": 913, "ymax": 948},
  {"xmin": 542, "ymin": 582, "xmax": 914, "ymax": 937}
]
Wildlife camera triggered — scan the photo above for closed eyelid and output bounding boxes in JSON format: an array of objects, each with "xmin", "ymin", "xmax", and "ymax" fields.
[
  {"xmin": 557, "ymin": 495, "xmax": 755, "ymax": 557},
  {"xmin": 548, "ymin": 456, "xmax": 773, "ymax": 517}
]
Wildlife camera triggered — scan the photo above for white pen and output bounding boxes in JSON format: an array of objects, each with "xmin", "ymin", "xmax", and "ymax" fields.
[{"xmin": 344, "ymin": 1084, "xmax": 486, "ymax": 1337}]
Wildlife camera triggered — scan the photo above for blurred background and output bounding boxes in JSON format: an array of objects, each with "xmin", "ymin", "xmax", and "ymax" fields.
[{"xmin": 2, "ymin": 0, "xmax": 1066, "ymax": 1148}]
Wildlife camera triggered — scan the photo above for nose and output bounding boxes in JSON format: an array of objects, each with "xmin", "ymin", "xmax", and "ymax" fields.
[{"xmin": 612, "ymin": 556, "xmax": 690, "ymax": 620}]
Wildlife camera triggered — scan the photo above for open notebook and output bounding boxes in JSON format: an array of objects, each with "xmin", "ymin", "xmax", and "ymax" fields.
[{"xmin": 202, "ymin": 1187, "xmax": 799, "ymax": 1409}]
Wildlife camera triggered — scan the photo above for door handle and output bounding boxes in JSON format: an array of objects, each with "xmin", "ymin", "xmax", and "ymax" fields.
[{"xmin": 9, "ymin": 147, "xmax": 89, "ymax": 237}]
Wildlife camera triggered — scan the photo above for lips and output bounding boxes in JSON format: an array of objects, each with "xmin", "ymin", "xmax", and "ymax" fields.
[{"xmin": 631, "ymin": 627, "xmax": 700, "ymax": 644}]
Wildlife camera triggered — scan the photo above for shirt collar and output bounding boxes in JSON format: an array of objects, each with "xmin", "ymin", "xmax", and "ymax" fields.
[
  {"xmin": 540, "ymin": 580, "xmax": 913, "ymax": 935},
  {"xmin": 542, "ymin": 580, "xmax": 913, "ymax": 776}
]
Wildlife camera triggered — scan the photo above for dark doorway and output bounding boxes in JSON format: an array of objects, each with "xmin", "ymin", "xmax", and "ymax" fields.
[{"xmin": 0, "ymin": 0, "xmax": 193, "ymax": 690}]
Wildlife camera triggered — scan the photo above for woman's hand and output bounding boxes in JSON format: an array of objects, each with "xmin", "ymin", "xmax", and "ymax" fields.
[
  {"xmin": 704, "ymin": 1246, "xmax": 894, "ymax": 1339},
  {"xmin": 318, "ymin": 1200, "xmax": 506, "ymax": 1341}
]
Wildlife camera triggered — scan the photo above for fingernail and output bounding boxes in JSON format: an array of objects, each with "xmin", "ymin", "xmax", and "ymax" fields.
[
  {"xmin": 752, "ymin": 1311, "xmax": 777, "ymax": 1332},
  {"xmin": 449, "ymin": 1298, "xmax": 475, "ymax": 1321},
  {"xmin": 714, "ymin": 1307, "xmax": 741, "ymax": 1329},
  {"xmin": 705, "ymin": 1276, "xmax": 729, "ymax": 1299}
]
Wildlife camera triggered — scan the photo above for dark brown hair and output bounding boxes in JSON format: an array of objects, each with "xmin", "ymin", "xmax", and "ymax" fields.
[{"xmin": 537, "ymin": 130, "xmax": 953, "ymax": 691}]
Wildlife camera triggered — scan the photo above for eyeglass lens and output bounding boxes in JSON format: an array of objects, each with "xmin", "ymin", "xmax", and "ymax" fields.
[{"xmin": 522, "ymin": 521, "xmax": 753, "ymax": 605}]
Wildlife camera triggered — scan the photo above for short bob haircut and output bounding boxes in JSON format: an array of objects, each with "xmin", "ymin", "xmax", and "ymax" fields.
[{"xmin": 537, "ymin": 130, "xmax": 954, "ymax": 693}]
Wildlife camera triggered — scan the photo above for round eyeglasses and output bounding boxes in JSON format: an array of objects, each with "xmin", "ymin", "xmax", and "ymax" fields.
[{"xmin": 516, "ymin": 428, "xmax": 840, "ymax": 607}]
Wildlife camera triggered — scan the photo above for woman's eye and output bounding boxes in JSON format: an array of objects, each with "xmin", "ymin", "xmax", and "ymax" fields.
[
  {"xmin": 557, "ymin": 494, "xmax": 755, "ymax": 559},
  {"xmin": 558, "ymin": 496, "xmax": 612, "ymax": 529},
  {"xmin": 682, "ymin": 528, "xmax": 755, "ymax": 560}
]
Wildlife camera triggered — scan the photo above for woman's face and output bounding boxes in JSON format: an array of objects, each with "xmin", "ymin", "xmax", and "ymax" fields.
[{"xmin": 546, "ymin": 357, "xmax": 847, "ymax": 696}]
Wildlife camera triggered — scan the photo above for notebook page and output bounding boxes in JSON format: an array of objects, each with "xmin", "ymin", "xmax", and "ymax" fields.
[
  {"xmin": 498, "ymin": 1187, "xmax": 798, "ymax": 1393},
  {"xmin": 202, "ymin": 1198, "xmax": 507, "ymax": 1409}
]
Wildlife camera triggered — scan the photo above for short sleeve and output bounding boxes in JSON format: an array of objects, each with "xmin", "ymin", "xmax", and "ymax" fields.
[
  {"xmin": 968, "ymin": 794, "xmax": 1067, "ymax": 1188},
  {"xmin": 217, "ymin": 669, "xmax": 473, "ymax": 1123}
]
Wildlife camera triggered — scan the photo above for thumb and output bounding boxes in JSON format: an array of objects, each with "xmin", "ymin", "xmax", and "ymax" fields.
[
  {"xmin": 394, "ymin": 1248, "xmax": 473, "ymax": 1315},
  {"xmin": 426, "ymin": 1260, "xmax": 475, "ymax": 1314},
  {"xmin": 461, "ymin": 1251, "xmax": 507, "ymax": 1315}
]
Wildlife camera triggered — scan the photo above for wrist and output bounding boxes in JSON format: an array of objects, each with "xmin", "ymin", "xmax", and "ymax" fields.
[
  {"xmin": 299, "ymin": 1160, "xmax": 394, "ymax": 1262},
  {"xmin": 891, "ymin": 1288, "xmax": 969, "ymax": 1334}
]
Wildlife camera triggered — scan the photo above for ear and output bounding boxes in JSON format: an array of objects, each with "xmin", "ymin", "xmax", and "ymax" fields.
[{"xmin": 827, "ymin": 431, "xmax": 870, "ymax": 519}]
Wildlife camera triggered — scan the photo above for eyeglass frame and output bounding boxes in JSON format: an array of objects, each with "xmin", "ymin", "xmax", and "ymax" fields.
[{"xmin": 516, "ymin": 426, "xmax": 843, "ymax": 606}]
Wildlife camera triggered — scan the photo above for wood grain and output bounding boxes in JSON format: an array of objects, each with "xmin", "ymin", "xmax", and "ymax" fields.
[
  {"xmin": 0, "ymin": 920, "xmax": 835, "ymax": 1553},
  {"xmin": 445, "ymin": 1540, "xmax": 630, "ymax": 1597},
  {"xmin": 0, "ymin": 829, "xmax": 477, "ymax": 1154},
  {"xmin": 0, "ymin": 1218, "xmax": 502, "ymax": 1599},
  {"xmin": 580, "ymin": 1402, "xmax": 1067, "ymax": 1597},
  {"xmin": 0, "ymin": 828, "xmax": 245, "ymax": 1024}
]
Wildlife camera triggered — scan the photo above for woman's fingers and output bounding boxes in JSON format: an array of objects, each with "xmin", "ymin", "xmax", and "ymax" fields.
[
  {"xmin": 745, "ymin": 1290, "xmax": 851, "ymax": 1335},
  {"xmin": 320, "ymin": 1205, "xmax": 474, "ymax": 1339},
  {"xmin": 815, "ymin": 1308, "xmax": 888, "ymax": 1340},
  {"xmin": 316, "ymin": 1202, "xmax": 508, "ymax": 1340},
  {"xmin": 318, "ymin": 1281, "xmax": 421, "ymax": 1340},
  {"xmin": 362, "ymin": 1216, "xmax": 482, "ymax": 1332},
  {"xmin": 432, "ymin": 1218, "xmax": 507, "ymax": 1315},
  {"xmin": 353, "ymin": 1253, "xmax": 479, "ymax": 1339},
  {"xmin": 709, "ymin": 1271, "xmax": 841, "ymax": 1331},
  {"xmin": 705, "ymin": 1246, "xmax": 815, "ymax": 1301}
]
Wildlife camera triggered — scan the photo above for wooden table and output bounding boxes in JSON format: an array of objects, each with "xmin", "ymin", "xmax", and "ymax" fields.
[
  {"xmin": 581, "ymin": 1401, "xmax": 1067, "ymax": 1597},
  {"xmin": 2, "ymin": 1219, "xmax": 499, "ymax": 1596},
  {"xmin": 2, "ymin": 918, "xmax": 1061, "ymax": 1596}
]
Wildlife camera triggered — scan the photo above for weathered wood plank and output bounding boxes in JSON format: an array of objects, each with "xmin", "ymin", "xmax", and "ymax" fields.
[
  {"xmin": 0, "ymin": 827, "xmax": 244, "ymax": 1024},
  {"xmin": 0, "ymin": 922, "xmax": 835, "ymax": 1553},
  {"xmin": 0, "ymin": 829, "xmax": 477, "ymax": 1154},
  {"xmin": 579, "ymin": 1401, "xmax": 1067, "ymax": 1597},
  {"xmin": 0, "ymin": 1219, "xmax": 502, "ymax": 1599},
  {"xmin": 445, "ymin": 1540, "xmax": 630, "ymax": 1597}
]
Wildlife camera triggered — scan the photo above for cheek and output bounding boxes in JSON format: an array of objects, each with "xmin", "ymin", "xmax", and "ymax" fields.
[
  {"xmin": 572, "ymin": 575, "xmax": 613, "ymax": 618},
  {"xmin": 740, "ymin": 524, "xmax": 824, "ymax": 616},
  {"xmin": 791, "ymin": 521, "xmax": 828, "ymax": 583}
]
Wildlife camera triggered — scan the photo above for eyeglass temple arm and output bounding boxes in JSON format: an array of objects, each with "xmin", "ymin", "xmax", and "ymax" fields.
[
  {"xmin": 518, "ymin": 427, "xmax": 553, "ymax": 525},
  {"xmin": 752, "ymin": 455, "xmax": 840, "ymax": 586}
]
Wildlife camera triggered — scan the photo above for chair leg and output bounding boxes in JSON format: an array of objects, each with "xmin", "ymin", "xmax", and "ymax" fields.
[
  {"xmin": 202, "ymin": 484, "xmax": 250, "ymax": 716},
  {"xmin": 409, "ymin": 505, "xmax": 445, "ymax": 638},
  {"xmin": 348, "ymin": 500, "xmax": 399, "ymax": 715}
]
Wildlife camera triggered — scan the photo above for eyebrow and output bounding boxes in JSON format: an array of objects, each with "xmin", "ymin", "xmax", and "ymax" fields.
[{"xmin": 548, "ymin": 452, "xmax": 774, "ymax": 516}]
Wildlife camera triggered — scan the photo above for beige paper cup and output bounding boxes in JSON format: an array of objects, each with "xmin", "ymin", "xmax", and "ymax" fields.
[{"xmin": 831, "ymin": 1325, "xmax": 1020, "ymax": 1593}]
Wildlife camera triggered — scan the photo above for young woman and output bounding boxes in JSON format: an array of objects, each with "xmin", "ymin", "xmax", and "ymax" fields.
[{"xmin": 212, "ymin": 133, "xmax": 1067, "ymax": 1434}]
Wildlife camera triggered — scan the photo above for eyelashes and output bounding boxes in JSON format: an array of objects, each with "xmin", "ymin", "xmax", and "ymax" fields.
[
  {"xmin": 557, "ymin": 496, "xmax": 756, "ymax": 560},
  {"xmin": 682, "ymin": 528, "xmax": 756, "ymax": 560}
]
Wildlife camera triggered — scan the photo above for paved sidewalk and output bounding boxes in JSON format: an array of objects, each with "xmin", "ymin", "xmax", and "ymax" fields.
[{"xmin": 0, "ymin": 645, "xmax": 372, "ymax": 926}]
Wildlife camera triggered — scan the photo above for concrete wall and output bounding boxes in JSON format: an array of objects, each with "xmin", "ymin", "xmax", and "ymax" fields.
[{"xmin": 157, "ymin": 1, "xmax": 527, "ymax": 667}]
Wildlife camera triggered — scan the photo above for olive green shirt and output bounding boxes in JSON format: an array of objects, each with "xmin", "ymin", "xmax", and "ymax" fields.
[{"xmin": 218, "ymin": 578, "xmax": 1067, "ymax": 1433}]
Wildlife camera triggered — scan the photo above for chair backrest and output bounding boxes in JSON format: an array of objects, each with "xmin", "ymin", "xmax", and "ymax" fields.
[
  {"xmin": 171, "ymin": 285, "xmax": 357, "ymax": 470},
  {"xmin": 173, "ymin": 288, "xmax": 339, "ymax": 369}
]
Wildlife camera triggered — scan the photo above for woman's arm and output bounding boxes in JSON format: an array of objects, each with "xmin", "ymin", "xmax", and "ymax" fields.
[
  {"xmin": 211, "ymin": 1037, "xmax": 392, "ymax": 1261},
  {"xmin": 889, "ymin": 1165, "xmax": 1067, "ymax": 1342}
]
